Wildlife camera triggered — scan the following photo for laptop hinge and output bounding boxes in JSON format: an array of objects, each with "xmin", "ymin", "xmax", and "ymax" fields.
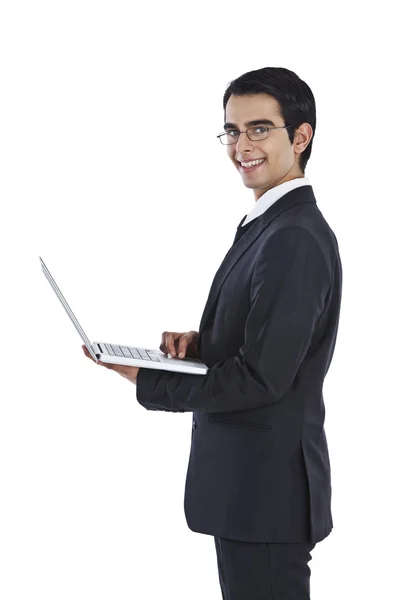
[{"xmin": 93, "ymin": 342, "xmax": 102, "ymax": 355}]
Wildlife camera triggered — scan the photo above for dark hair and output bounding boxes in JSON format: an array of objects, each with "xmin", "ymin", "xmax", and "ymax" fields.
[{"xmin": 223, "ymin": 67, "xmax": 316, "ymax": 173}]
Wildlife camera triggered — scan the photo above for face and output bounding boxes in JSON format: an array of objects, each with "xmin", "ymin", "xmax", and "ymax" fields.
[{"xmin": 224, "ymin": 94, "xmax": 312, "ymax": 200}]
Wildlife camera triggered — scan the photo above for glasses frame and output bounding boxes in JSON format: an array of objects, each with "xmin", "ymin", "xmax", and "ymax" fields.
[{"xmin": 217, "ymin": 125, "xmax": 294, "ymax": 145}]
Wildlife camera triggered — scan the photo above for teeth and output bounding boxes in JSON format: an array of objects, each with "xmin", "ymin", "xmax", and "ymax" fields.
[{"xmin": 241, "ymin": 158, "xmax": 265, "ymax": 168}]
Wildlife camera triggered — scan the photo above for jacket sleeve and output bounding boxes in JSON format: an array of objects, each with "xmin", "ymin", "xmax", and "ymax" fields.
[{"xmin": 136, "ymin": 226, "xmax": 331, "ymax": 413}]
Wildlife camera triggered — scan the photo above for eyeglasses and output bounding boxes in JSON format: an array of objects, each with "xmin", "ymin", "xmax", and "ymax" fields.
[{"xmin": 217, "ymin": 125, "xmax": 293, "ymax": 145}]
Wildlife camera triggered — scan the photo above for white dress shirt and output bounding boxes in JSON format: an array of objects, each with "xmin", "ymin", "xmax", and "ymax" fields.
[{"xmin": 241, "ymin": 177, "xmax": 310, "ymax": 226}]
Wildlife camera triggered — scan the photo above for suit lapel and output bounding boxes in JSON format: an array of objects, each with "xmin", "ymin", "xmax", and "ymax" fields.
[{"xmin": 199, "ymin": 185, "xmax": 317, "ymax": 333}]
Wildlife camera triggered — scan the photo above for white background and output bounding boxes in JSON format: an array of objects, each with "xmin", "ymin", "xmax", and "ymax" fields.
[{"xmin": 0, "ymin": 1, "xmax": 399, "ymax": 598}]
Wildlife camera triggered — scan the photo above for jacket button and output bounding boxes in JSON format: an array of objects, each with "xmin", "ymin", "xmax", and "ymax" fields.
[{"xmin": 192, "ymin": 420, "xmax": 196, "ymax": 430}]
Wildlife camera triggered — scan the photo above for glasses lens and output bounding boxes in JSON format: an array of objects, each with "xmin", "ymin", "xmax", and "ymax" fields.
[
  {"xmin": 247, "ymin": 127, "xmax": 269, "ymax": 141},
  {"xmin": 219, "ymin": 127, "xmax": 269, "ymax": 144},
  {"xmin": 220, "ymin": 132, "xmax": 238, "ymax": 145}
]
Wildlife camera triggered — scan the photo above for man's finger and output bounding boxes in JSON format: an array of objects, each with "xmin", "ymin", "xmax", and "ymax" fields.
[
  {"xmin": 178, "ymin": 341, "xmax": 187, "ymax": 359},
  {"xmin": 82, "ymin": 344, "xmax": 96, "ymax": 362},
  {"xmin": 82, "ymin": 345, "xmax": 107, "ymax": 367}
]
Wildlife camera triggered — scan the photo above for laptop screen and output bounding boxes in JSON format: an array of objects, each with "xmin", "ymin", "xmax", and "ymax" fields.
[{"xmin": 39, "ymin": 257, "xmax": 98, "ymax": 362}]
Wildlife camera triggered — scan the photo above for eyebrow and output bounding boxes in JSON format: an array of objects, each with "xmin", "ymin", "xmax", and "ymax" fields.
[{"xmin": 223, "ymin": 118, "xmax": 276, "ymax": 130}]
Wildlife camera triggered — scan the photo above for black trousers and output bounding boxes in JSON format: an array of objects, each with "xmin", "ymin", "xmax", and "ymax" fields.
[{"xmin": 214, "ymin": 536, "xmax": 316, "ymax": 600}]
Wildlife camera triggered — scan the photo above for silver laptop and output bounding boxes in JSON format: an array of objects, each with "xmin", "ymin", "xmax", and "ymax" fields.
[{"xmin": 39, "ymin": 257, "xmax": 208, "ymax": 375}]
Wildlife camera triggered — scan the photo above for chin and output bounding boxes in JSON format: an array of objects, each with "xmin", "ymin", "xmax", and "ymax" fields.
[{"xmin": 242, "ymin": 181, "xmax": 259, "ymax": 189}]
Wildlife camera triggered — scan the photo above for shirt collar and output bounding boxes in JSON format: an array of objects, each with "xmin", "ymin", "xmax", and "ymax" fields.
[{"xmin": 242, "ymin": 177, "xmax": 310, "ymax": 226}]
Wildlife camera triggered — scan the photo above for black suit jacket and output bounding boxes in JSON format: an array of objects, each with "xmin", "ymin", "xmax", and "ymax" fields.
[{"xmin": 136, "ymin": 184, "xmax": 342, "ymax": 544}]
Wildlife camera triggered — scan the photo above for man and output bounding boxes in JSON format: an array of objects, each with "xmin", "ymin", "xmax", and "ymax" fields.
[{"xmin": 83, "ymin": 66, "xmax": 342, "ymax": 599}]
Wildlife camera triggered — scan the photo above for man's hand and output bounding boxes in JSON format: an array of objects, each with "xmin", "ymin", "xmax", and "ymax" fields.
[
  {"xmin": 81, "ymin": 345, "xmax": 140, "ymax": 385},
  {"xmin": 160, "ymin": 330, "xmax": 199, "ymax": 359}
]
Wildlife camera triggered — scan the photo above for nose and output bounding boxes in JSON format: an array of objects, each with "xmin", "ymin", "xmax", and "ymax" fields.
[{"xmin": 235, "ymin": 130, "xmax": 254, "ymax": 155}]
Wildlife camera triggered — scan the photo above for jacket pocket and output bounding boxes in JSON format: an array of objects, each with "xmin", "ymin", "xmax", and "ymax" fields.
[{"xmin": 207, "ymin": 416, "xmax": 271, "ymax": 432}]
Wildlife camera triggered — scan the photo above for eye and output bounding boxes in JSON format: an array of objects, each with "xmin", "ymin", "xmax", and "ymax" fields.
[
  {"xmin": 227, "ymin": 130, "xmax": 239, "ymax": 137},
  {"xmin": 254, "ymin": 126, "xmax": 268, "ymax": 133}
]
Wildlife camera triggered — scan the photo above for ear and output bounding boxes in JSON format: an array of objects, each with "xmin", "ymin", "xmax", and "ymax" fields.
[{"xmin": 295, "ymin": 122, "xmax": 313, "ymax": 152}]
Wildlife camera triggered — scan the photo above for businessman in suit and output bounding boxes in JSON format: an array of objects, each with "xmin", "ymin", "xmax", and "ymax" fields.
[{"xmin": 83, "ymin": 67, "xmax": 342, "ymax": 599}]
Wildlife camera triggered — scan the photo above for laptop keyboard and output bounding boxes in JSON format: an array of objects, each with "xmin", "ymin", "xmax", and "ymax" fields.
[{"xmin": 100, "ymin": 343, "xmax": 161, "ymax": 362}]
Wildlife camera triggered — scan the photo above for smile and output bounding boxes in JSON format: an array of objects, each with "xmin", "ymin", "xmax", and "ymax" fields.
[{"xmin": 239, "ymin": 158, "xmax": 266, "ymax": 173}]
